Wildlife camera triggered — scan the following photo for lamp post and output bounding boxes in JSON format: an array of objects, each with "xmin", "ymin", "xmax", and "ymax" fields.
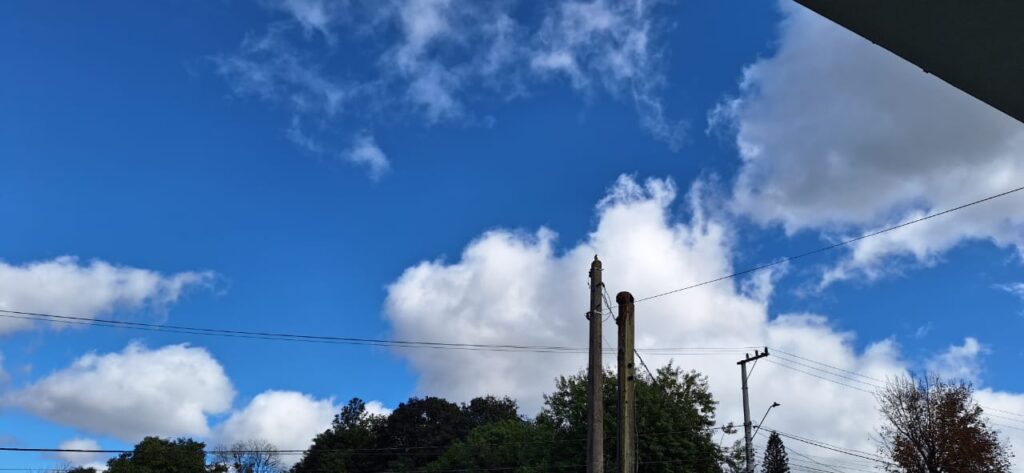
[{"xmin": 751, "ymin": 402, "xmax": 780, "ymax": 442}]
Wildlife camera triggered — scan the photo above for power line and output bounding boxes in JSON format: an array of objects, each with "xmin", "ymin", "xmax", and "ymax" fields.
[
  {"xmin": 768, "ymin": 355, "xmax": 880, "ymax": 389},
  {"xmin": 763, "ymin": 354, "xmax": 1024, "ymax": 422},
  {"xmin": 630, "ymin": 184, "xmax": 1024, "ymax": 305},
  {"xmin": 765, "ymin": 359, "xmax": 878, "ymax": 395},
  {"xmin": 770, "ymin": 348, "xmax": 885, "ymax": 384},
  {"xmin": 0, "ymin": 308, "xmax": 750, "ymax": 355},
  {"xmin": 762, "ymin": 428, "xmax": 893, "ymax": 467}
]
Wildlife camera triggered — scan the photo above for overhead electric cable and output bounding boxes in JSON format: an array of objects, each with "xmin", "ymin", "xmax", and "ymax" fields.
[
  {"xmin": 765, "ymin": 360, "xmax": 877, "ymax": 395},
  {"xmin": 0, "ymin": 308, "xmax": 750, "ymax": 355},
  {"xmin": 630, "ymin": 184, "xmax": 1024, "ymax": 305},
  {"xmin": 762, "ymin": 428, "xmax": 893, "ymax": 466}
]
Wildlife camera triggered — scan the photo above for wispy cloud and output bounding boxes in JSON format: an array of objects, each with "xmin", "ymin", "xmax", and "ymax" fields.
[
  {"xmin": 344, "ymin": 133, "xmax": 391, "ymax": 180},
  {"xmin": 216, "ymin": 0, "xmax": 683, "ymax": 177},
  {"xmin": 997, "ymin": 282, "xmax": 1024, "ymax": 300}
]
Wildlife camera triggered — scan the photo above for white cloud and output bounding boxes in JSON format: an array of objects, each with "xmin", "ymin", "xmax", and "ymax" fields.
[
  {"xmin": 262, "ymin": 0, "xmax": 343, "ymax": 38},
  {"xmin": 384, "ymin": 174, "xmax": 929, "ymax": 462},
  {"xmin": 927, "ymin": 337, "xmax": 989, "ymax": 384},
  {"xmin": 999, "ymin": 283, "xmax": 1024, "ymax": 300},
  {"xmin": 383, "ymin": 174, "xmax": 1024, "ymax": 468},
  {"xmin": 216, "ymin": 390, "xmax": 337, "ymax": 466},
  {"xmin": 0, "ymin": 256, "xmax": 214, "ymax": 335},
  {"xmin": 532, "ymin": 0, "xmax": 684, "ymax": 148},
  {"xmin": 215, "ymin": 27, "xmax": 353, "ymax": 118},
  {"xmin": 976, "ymin": 389, "xmax": 1024, "ymax": 466},
  {"xmin": 55, "ymin": 438, "xmax": 105, "ymax": 468},
  {"xmin": 343, "ymin": 133, "xmax": 391, "ymax": 180},
  {"xmin": 217, "ymin": 0, "xmax": 683, "ymax": 168},
  {"xmin": 6, "ymin": 343, "xmax": 234, "ymax": 441},
  {"xmin": 713, "ymin": 1, "xmax": 1024, "ymax": 284},
  {"xmin": 364, "ymin": 400, "xmax": 393, "ymax": 417}
]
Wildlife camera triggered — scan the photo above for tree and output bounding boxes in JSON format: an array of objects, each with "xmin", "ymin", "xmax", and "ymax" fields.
[
  {"xmin": 536, "ymin": 363, "xmax": 726, "ymax": 472},
  {"xmin": 427, "ymin": 420, "xmax": 557, "ymax": 472},
  {"xmin": 877, "ymin": 375, "xmax": 1012, "ymax": 473},
  {"xmin": 761, "ymin": 432, "xmax": 789, "ymax": 473},
  {"xmin": 62, "ymin": 468, "xmax": 98, "ymax": 473},
  {"xmin": 462, "ymin": 395, "xmax": 521, "ymax": 428},
  {"xmin": 292, "ymin": 396, "xmax": 517, "ymax": 473},
  {"xmin": 106, "ymin": 437, "xmax": 225, "ymax": 473},
  {"xmin": 291, "ymin": 398, "xmax": 386, "ymax": 473},
  {"xmin": 214, "ymin": 439, "xmax": 284, "ymax": 473},
  {"xmin": 294, "ymin": 366, "xmax": 726, "ymax": 472}
]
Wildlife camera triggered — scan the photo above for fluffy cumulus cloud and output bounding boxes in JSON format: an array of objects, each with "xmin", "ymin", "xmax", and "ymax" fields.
[
  {"xmin": 54, "ymin": 438, "xmax": 106, "ymax": 470},
  {"xmin": 364, "ymin": 400, "xmax": 393, "ymax": 417},
  {"xmin": 385, "ymin": 176, "xmax": 896, "ymax": 457},
  {"xmin": 216, "ymin": 0, "xmax": 683, "ymax": 172},
  {"xmin": 385, "ymin": 174, "xmax": 1024, "ymax": 466},
  {"xmin": 216, "ymin": 390, "xmax": 338, "ymax": 466},
  {"xmin": 5, "ymin": 343, "xmax": 234, "ymax": 441},
  {"xmin": 926, "ymin": 337, "xmax": 988, "ymax": 384},
  {"xmin": 712, "ymin": 2, "xmax": 1024, "ymax": 285},
  {"xmin": 0, "ymin": 256, "xmax": 214, "ymax": 334}
]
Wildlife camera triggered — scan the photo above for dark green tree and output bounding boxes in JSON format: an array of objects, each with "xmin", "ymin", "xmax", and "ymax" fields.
[
  {"xmin": 468, "ymin": 363, "xmax": 726, "ymax": 472},
  {"xmin": 295, "ymin": 366, "xmax": 725, "ymax": 472},
  {"xmin": 106, "ymin": 437, "xmax": 224, "ymax": 473},
  {"xmin": 375, "ymin": 396, "xmax": 470, "ymax": 471},
  {"xmin": 292, "ymin": 395, "xmax": 518, "ymax": 473},
  {"xmin": 291, "ymin": 398, "xmax": 386, "ymax": 473},
  {"xmin": 462, "ymin": 395, "xmax": 521, "ymax": 428},
  {"xmin": 761, "ymin": 432, "xmax": 789, "ymax": 473},
  {"xmin": 427, "ymin": 420, "xmax": 557, "ymax": 473},
  {"xmin": 64, "ymin": 468, "xmax": 98, "ymax": 473}
]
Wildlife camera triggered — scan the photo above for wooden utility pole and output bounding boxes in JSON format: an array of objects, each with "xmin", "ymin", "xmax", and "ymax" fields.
[
  {"xmin": 738, "ymin": 348, "xmax": 769, "ymax": 473},
  {"xmin": 616, "ymin": 291, "xmax": 635, "ymax": 473},
  {"xmin": 586, "ymin": 256, "xmax": 604, "ymax": 473}
]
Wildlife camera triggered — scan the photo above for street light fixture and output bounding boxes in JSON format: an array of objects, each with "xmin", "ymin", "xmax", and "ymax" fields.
[{"xmin": 751, "ymin": 402, "xmax": 780, "ymax": 440}]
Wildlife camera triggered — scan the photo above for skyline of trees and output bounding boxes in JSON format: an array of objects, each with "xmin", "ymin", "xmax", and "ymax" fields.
[{"xmin": 52, "ymin": 371, "xmax": 1016, "ymax": 473}]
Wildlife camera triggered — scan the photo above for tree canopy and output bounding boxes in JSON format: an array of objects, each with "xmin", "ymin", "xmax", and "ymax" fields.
[
  {"xmin": 290, "ymin": 395, "xmax": 522, "ymax": 472},
  {"xmin": 761, "ymin": 431, "xmax": 789, "ymax": 473},
  {"xmin": 106, "ymin": 437, "xmax": 224, "ymax": 473},
  {"xmin": 290, "ymin": 362, "xmax": 729, "ymax": 472},
  {"xmin": 878, "ymin": 375, "xmax": 1012, "ymax": 473}
]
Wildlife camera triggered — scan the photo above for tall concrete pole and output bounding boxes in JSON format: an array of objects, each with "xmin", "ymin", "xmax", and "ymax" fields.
[
  {"xmin": 738, "ymin": 348, "xmax": 769, "ymax": 473},
  {"xmin": 587, "ymin": 257, "xmax": 604, "ymax": 473},
  {"xmin": 741, "ymin": 361, "xmax": 753, "ymax": 473},
  {"xmin": 616, "ymin": 291, "xmax": 635, "ymax": 473}
]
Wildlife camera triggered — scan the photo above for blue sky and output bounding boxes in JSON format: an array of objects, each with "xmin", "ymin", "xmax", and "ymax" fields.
[{"xmin": 3, "ymin": 0, "xmax": 1024, "ymax": 470}]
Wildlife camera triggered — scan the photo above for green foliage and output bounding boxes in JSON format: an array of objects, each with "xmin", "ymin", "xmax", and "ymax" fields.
[
  {"xmin": 536, "ymin": 363, "xmax": 725, "ymax": 471},
  {"xmin": 292, "ymin": 364, "xmax": 726, "ymax": 472},
  {"xmin": 106, "ymin": 437, "xmax": 222, "ymax": 473},
  {"xmin": 427, "ymin": 420, "xmax": 559, "ymax": 472},
  {"xmin": 761, "ymin": 432, "xmax": 789, "ymax": 473},
  {"xmin": 291, "ymin": 395, "xmax": 521, "ymax": 473},
  {"xmin": 65, "ymin": 468, "xmax": 98, "ymax": 473}
]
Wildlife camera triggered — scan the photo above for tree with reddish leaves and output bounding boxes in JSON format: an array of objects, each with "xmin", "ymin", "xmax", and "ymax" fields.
[{"xmin": 877, "ymin": 375, "xmax": 1012, "ymax": 473}]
